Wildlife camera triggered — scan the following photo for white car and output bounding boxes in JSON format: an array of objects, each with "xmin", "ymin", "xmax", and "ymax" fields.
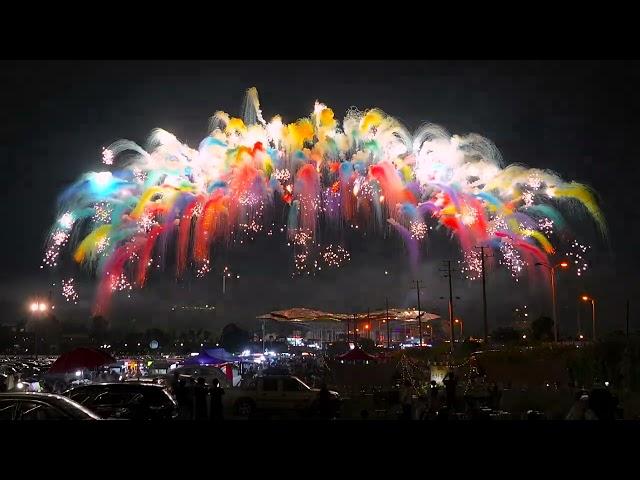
[{"xmin": 225, "ymin": 375, "xmax": 340, "ymax": 418}]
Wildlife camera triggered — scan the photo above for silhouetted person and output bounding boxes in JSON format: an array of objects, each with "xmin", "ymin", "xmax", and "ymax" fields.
[
  {"xmin": 360, "ymin": 409, "xmax": 369, "ymax": 420},
  {"xmin": 209, "ymin": 378, "xmax": 225, "ymax": 421},
  {"xmin": 589, "ymin": 387, "xmax": 615, "ymax": 420},
  {"xmin": 175, "ymin": 378, "xmax": 191, "ymax": 420},
  {"xmin": 490, "ymin": 383, "xmax": 501, "ymax": 410},
  {"xmin": 566, "ymin": 393, "xmax": 596, "ymax": 420},
  {"xmin": 400, "ymin": 380, "xmax": 413, "ymax": 420},
  {"xmin": 317, "ymin": 383, "xmax": 331, "ymax": 419},
  {"xmin": 193, "ymin": 377, "xmax": 208, "ymax": 420},
  {"xmin": 443, "ymin": 372, "xmax": 458, "ymax": 410}
]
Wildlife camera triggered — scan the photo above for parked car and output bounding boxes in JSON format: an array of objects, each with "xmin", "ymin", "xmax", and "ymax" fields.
[
  {"xmin": 63, "ymin": 382, "xmax": 177, "ymax": 420},
  {"xmin": 0, "ymin": 392, "xmax": 101, "ymax": 420},
  {"xmin": 226, "ymin": 375, "xmax": 341, "ymax": 418}
]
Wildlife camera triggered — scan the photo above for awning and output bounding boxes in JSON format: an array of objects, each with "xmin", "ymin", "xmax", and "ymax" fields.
[
  {"xmin": 47, "ymin": 348, "xmax": 116, "ymax": 374},
  {"xmin": 257, "ymin": 307, "xmax": 439, "ymax": 323}
]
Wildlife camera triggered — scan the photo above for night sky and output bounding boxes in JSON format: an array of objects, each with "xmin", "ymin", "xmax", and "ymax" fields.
[{"xmin": 1, "ymin": 60, "xmax": 638, "ymax": 334}]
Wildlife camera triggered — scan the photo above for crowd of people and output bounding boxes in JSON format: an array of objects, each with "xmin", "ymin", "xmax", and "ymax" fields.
[{"xmin": 169, "ymin": 374, "xmax": 225, "ymax": 420}]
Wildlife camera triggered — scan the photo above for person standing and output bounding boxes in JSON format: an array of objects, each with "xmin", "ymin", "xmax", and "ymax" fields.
[
  {"xmin": 399, "ymin": 381, "xmax": 413, "ymax": 420},
  {"xmin": 209, "ymin": 378, "xmax": 225, "ymax": 421},
  {"xmin": 317, "ymin": 383, "xmax": 331, "ymax": 420},
  {"xmin": 193, "ymin": 377, "xmax": 208, "ymax": 421},
  {"xmin": 175, "ymin": 378, "xmax": 191, "ymax": 420},
  {"xmin": 429, "ymin": 380, "xmax": 440, "ymax": 416},
  {"xmin": 443, "ymin": 372, "xmax": 458, "ymax": 411}
]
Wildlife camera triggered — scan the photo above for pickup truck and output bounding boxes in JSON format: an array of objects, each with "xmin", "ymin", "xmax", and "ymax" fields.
[{"xmin": 225, "ymin": 375, "xmax": 340, "ymax": 418}]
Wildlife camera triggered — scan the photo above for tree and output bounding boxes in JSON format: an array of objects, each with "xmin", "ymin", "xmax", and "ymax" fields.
[
  {"xmin": 219, "ymin": 323, "xmax": 251, "ymax": 353},
  {"xmin": 491, "ymin": 327, "xmax": 521, "ymax": 343},
  {"xmin": 357, "ymin": 338, "xmax": 375, "ymax": 353},
  {"xmin": 531, "ymin": 316, "xmax": 553, "ymax": 341}
]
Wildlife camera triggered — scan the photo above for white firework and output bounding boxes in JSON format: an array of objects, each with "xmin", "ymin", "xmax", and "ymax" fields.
[
  {"xmin": 138, "ymin": 213, "xmax": 155, "ymax": 233},
  {"xmin": 132, "ymin": 166, "xmax": 147, "ymax": 183},
  {"xmin": 61, "ymin": 278, "xmax": 79, "ymax": 304},
  {"xmin": 93, "ymin": 202, "xmax": 112, "ymax": 223},
  {"xmin": 522, "ymin": 191, "xmax": 535, "ymax": 207},
  {"xmin": 273, "ymin": 169, "xmax": 291, "ymax": 182},
  {"xmin": 102, "ymin": 148, "xmax": 114, "ymax": 165},
  {"xmin": 499, "ymin": 241, "xmax": 525, "ymax": 280},
  {"xmin": 110, "ymin": 273, "xmax": 132, "ymax": 292},
  {"xmin": 410, "ymin": 221, "xmax": 428, "ymax": 240},
  {"xmin": 196, "ymin": 259, "xmax": 210, "ymax": 278},
  {"xmin": 539, "ymin": 217, "xmax": 554, "ymax": 236},
  {"xmin": 565, "ymin": 240, "xmax": 591, "ymax": 277},
  {"xmin": 322, "ymin": 245, "xmax": 350, "ymax": 268},
  {"xmin": 459, "ymin": 205, "xmax": 478, "ymax": 226},
  {"xmin": 42, "ymin": 230, "xmax": 70, "ymax": 268},
  {"xmin": 95, "ymin": 237, "xmax": 110, "ymax": 255},
  {"xmin": 459, "ymin": 250, "xmax": 482, "ymax": 280},
  {"xmin": 528, "ymin": 173, "xmax": 542, "ymax": 190},
  {"xmin": 488, "ymin": 215, "xmax": 508, "ymax": 237},
  {"xmin": 239, "ymin": 192, "xmax": 260, "ymax": 206},
  {"xmin": 294, "ymin": 230, "xmax": 312, "ymax": 246},
  {"xmin": 58, "ymin": 212, "xmax": 74, "ymax": 230}
]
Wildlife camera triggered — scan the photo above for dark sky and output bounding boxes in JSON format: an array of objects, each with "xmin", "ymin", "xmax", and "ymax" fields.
[{"xmin": 0, "ymin": 60, "xmax": 638, "ymax": 334}]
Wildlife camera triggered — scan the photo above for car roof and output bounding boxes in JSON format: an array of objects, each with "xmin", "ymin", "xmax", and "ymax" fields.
[
  {"xmin": 67, "ymin": 382, "xmax": 165, "ymax": 389},
  {"xmin": 0, "ymin": 392, "xmax": 71, "ymax": 401},
  {"xmin": 0, "ymin": 392, "xmax": 101, "ymax": 419}
]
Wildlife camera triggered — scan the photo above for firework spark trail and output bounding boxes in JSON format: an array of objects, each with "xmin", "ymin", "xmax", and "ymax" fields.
[
  {"xmin": 565, "ymin": 240, "xmax": 591, "ymax": 277},
  {"xmin": 61, "ymin": 278, "xmax": 79, "ymax": 304},
  {"xmin": 43, "ymin": 88, "xmax": 606, "ymax": 313}
]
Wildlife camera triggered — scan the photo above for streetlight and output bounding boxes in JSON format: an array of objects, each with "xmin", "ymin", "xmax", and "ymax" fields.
[
  {"xmin": 454, "ymin": 318, "xmax": 464, "ymax": 342},
  {"xmin": 28, "ymin": 299, "xmax": 48, "ymax": 358},
  {"xmin": 222, "ymin": 266, "xmax": 240, "ymax": 294},
  {"xmin": 535, "ymin": 260, "xmax": 569, "ymax": 342},
  {"xmin": 581, "ymin": 295, "xmax": 596, "ymax": 341}
]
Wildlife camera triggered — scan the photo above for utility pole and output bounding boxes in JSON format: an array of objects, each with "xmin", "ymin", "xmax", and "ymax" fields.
[
  {"xmin": 413, "ymin": 280, "xmax": 425, "ymax": 346},
  {"xmin": 353, "ymin": 313, "xmax": 358, "ymax": 342},
  {"xmin": 439, "ymin": 261, "xmax": 458, "ymax": 354},
  {"xmin": 627, "ymin": 300, "xmax": 630, "ymax": 340},
  {"xmin": 386, "ymin": 297, "xmax": 391, "ymax": 349},
  {"xmin": 474, "ymin": 246, "xmax": 492, "ymax": 344}
]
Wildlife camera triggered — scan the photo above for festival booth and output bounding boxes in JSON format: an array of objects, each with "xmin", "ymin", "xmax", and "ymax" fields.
[
  {"xmin": 257, "ymin": 308, "xmax": 345, "ymax": 349},
  {"xmin": 337, "ymin": 348, "xmax": 377, "ymax": 364},
  {"xmin": 179, "ymin": 349, "xmax": 239, "ymax": 385},
  {"xmin": 45, "ymin": 347, "xmax": 116, "ymax": 391},
  {"xmin": 257, "ymin": 307, "xmax": 441, "ymax": 349}
]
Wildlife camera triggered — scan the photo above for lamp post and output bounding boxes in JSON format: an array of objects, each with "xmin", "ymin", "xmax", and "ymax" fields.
[
  {"xmin": 535, "ymin": 260, "xmax": 569, "ymax": 342},
  {"xmin": 454, "ymin": 318, "xmax": 464, "ymax": 342},
  {"xmin": 29, "ymin": 299, "xmax": 48, "ymax": 358},
  {"xmin": 581, "ymin": 295, "xmax": 596, "ymax": 341},
  {"xmin": 222, "ymin": 266, "xmax": 240, "ymax": 295}
]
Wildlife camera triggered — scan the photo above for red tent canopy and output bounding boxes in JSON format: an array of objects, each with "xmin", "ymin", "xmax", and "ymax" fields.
[
  {"xmin": 48, "ymin": 347, "xmax": 116, "ymax": 374},
  {"xmin": 338, "ymin": 348, "xmax": 377, "ymax": 362}
]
